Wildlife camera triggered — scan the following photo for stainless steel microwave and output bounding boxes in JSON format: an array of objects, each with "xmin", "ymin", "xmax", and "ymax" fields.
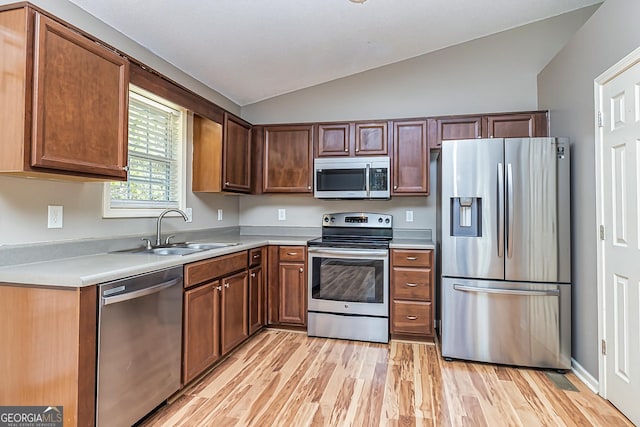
[{"xmin": 314, "ymin": 157, "xmax": 390, "ymax": 199}]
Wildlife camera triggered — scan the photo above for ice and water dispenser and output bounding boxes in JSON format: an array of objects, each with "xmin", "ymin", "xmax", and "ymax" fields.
[{"xmin": 450, "ymin": 197, "xmax": 482, "ymax": 237}]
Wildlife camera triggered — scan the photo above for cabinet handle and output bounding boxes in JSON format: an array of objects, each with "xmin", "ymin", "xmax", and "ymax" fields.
[
  {"xmin": 406, "ymin": 315, "xmax": 418, "ymax": 321},
  {"xmin": 253, "ymin": 254, "xmax": 260, "ymax": 259},
  {"xmin": 251, "ymin": 272, "xmax": 256, "ymax": 278},
  {"xmin": 287, "ymin": 252, "xmax": 297, "ymax": 256},
  {"xmin": 224, "ymin": 283, "xmax": 230, "ymax": 288},
  {"xmin": 216, "ymin": 286, "xmax": 222, "ymax": 291},
  {"xmin": 299, "ymin": 267, "xmax": 304, "ymax": 273},
  {"xmin": 406, "ymin": 256, "xmax": 418, "ymax": 261},
  {"xmin": 405, "ymin": 283, "xmax": 418, "ymax": 287}
]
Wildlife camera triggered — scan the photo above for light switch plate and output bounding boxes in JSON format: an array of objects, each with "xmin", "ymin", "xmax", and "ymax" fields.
[
  {"xmin": 48, "ymin": 205, "xmax": 63, "ymax": 228},
  {"xmin": 185, "ymin": 208, "xmax": 193, "ymax": 222},
  {"xmin": 217, "ymin": 209, "xmax": 223, "ymax": 221},
  {"xmin": 278, "ymin": 208, "xmax": 286, "ymax": 221}
]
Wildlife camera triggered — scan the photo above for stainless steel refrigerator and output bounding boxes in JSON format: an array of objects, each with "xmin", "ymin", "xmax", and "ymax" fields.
[{"xmin": 440, "ymin": 137, "xmax": 571, "ymax": 370}]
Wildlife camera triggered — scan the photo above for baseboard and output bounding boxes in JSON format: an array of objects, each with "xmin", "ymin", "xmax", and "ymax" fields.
[{"xmin": 571, "ymin": 358, "xmax": 599, "ymax": 393}]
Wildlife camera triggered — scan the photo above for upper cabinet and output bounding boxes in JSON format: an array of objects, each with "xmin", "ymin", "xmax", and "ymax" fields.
[
  {"xmin": 482, "ymin": 112, "xmax": 549, "ymax": 138},
  {"xmin": 429, "ymin": 111, "xmax": 549, "ymax": 149},
  {"xmin": 262, "ymin": 125, "xmax": 314, "ymax": 193},
  {"xmin": 316, "ymin": 121, "xmax": 389, "ymax": 157},
  {"xmin": 393, "ymin": 120, "xmax": 429, "ymax": 196},
  {"xmin": 222, "ymin": 113, "xmax": 252, "ymax": 193},
  {"xmin": 0, "ymin": 7, "xmax": 129, "ymax": 180}
]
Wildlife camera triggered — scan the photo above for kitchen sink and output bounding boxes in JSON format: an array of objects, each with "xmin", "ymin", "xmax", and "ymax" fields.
[{"xmin": 112, "ymin": 242, "xmax": 240, "ymax": 256}]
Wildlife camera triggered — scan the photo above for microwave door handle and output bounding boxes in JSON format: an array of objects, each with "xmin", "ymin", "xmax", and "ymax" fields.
[{"xmin": 365, "ymin": 164, "xmax": 370, "ymax": 197}]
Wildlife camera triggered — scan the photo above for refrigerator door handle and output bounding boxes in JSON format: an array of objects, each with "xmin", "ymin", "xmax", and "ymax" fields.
[
  {"xmin": 506, "ymin": 163, "xmax": 514, "ymax": 258},
  {"xmin": 497, "ymin": 163, "xmax": 504, "ymax": 258},
  {"xmin": 453, "ymin": 284, "xmax": 560, "ymax": 297}
]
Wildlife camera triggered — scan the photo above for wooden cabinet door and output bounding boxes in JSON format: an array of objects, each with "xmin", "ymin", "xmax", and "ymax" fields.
[
  {"xmin": 278, "ymin": 262, "xmax": 306, "ymax": 325},
  {"xmin": 355, "ymin": 122, "xmax": 388, "ymax": 155},
  {"xmin": 317, "ymin": 123, "xmax": 351, "ymax": 157},
  {"xmin": 248, "ymin": 265, "xmax": 264, "ymax": 335},
  {"xmin": 183, "ymin": 281, "xmax": 220, "ymax": 384},
  {"xmin": 221, "ymin": 270, "xmax": 249, "ymax": 354},
  {"xmin": 223, "ymin": 113, "xmax": 251, "ymax": 193},
  {"xmin": 31, "ymin": 13, "xmax": 129, "ymax": 179},
  {"xmin": 393, "ymin": 120, "xmax": 429, "ymax": 195},
  {"xmin": 263, "ymin": 125, "xmax": 314, "ymax": 192},
  {"xmin": 430, "ymin": 116, "xmax": 482, "ymax": 149},
  {"xmin": 483, "ymin": 112, "xmax": 549, "ymax": 138}
]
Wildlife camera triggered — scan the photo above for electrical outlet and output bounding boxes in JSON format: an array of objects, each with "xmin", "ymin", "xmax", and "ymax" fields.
[
  {"xmin": 185, "ymin": 208, "xmax": 193, "ymax": 222},
  {"xmin": 48, "ymin": 205, "xmax": 63, "ymax": 229},
  {"xmin": 217, "ymin": 209, "xmax": 223, "ymax": 221},
  {"xmin": 278, "ymin": 208, "xmax": 286, "ymax": 221},
  {"xmin": 406, "ymin": 210, "xmax": 414, "ymax": 223}
]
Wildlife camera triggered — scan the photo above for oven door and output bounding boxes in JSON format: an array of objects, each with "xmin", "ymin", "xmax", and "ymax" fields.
[{"xmin": 308, "ymin": 247, "xmax": 389, "ymax": 317}]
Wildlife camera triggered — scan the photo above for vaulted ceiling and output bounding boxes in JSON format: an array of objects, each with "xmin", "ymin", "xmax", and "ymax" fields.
[{"xmin": 67, "ymin": 0, "xmax": 601, "ymax": 106}]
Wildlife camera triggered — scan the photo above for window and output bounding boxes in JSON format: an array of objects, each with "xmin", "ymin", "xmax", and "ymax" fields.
[{"xmin": 103, "ymin": 86, "xmax": 186, "ymax": 218}]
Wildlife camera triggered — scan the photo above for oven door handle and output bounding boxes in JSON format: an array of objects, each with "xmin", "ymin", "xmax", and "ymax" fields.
[{"xmin": 307, "ymin": 247, "xmax": 388, "ymax": 258}]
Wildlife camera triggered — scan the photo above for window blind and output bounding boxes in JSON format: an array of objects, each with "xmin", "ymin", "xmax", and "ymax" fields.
[{"xmin": 110, "ymin": 91, "xmax": 182, "ymax": 209}]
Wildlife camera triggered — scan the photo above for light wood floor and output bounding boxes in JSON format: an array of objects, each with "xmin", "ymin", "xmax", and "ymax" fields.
[{"xmin": 141, "ymin": 330, "xmax": 632, "ymax": 427}]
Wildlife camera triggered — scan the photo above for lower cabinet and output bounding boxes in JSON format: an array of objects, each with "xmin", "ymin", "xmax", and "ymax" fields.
[
  {"xmin": 248, "ymin": 247, "xmax": 266, "ymax": 334},
  {"xmin": 267, "ymin": 245, "xmax": 307, "ymax": 327},
  {"xmin": 182, "ymin": 251, "xmax": 250, "ymax": 384},
  {"xmin": 390, "ymin": 248, "xmax": 435, "ymax": 340}
]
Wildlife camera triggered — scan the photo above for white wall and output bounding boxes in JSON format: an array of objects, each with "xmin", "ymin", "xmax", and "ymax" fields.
[
  {"xmin": 241, "ymin": 6, "xmax": 598, "ymax": 124},
  {"xmin": 538, "ymin": 0, "xmax": 640, "ymax": 379}
]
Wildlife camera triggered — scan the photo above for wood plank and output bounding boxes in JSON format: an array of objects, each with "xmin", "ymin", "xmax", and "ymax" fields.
[{"xmin": 141, "ymin": 330, "xmax": 634, "ymax": 427}]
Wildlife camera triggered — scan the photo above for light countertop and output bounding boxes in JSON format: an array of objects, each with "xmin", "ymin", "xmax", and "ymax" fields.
[{"xmin": 0, "ymin": 234, "xmax": 434, "ymax": 288}]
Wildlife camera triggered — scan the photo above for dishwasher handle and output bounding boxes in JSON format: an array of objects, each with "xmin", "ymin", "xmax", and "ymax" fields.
[
  {"xmin": 102, "ymin": 278, "xmax": 180, "ymax": 306},
  {"xmin": 453, "ymin": 284, "xmax": 559, "ymax": 297}
]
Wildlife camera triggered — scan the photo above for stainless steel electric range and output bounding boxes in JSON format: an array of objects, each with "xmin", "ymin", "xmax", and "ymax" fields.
[{"xmin": 307, "ymin": 212, "xmax": 392, "ymax": 343}]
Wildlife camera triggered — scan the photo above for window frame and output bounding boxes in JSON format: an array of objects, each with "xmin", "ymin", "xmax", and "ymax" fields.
[{"xmin": 102, "ymin": 85, "xmax": 187, "ymax": 218}]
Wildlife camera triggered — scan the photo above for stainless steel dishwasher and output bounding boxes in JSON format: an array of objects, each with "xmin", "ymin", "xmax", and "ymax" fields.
[{"xmin": 96, "ymin": 266, "xmax": 183, "ymax": 427}]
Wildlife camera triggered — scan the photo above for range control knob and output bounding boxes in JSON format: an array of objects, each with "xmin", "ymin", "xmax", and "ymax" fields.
[
  {"xmin": 324, "ymin": 217, "xmax": 330, "ymax": 223},
  {"xmin": 385, "ymin": 218, "xmax": 391, "ymax": 224},
  {"xmin": 378, "ymin": 217, "xmax": 383, "ymax": 223},
  {"xmin": 330, "ymin": 217, "xmax": 336, "ymax": 223}
]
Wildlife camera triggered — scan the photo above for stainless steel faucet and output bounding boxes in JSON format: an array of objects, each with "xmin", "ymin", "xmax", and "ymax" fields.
[{"xmin": 156, "ymin": 208, "xmax": 189, "ymax": 246}]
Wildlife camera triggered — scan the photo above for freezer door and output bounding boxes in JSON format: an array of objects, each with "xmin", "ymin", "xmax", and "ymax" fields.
[
  {"xmin": 440, "ymin": 277, "xmax": 571, "ymax": 369},
  {"xmin": 504, "ymin": 138, "xmax": 571, "ymax": 283},
  {"xmin": 442, "ymin": 138, "xmax": 504, "ymax": 279}
]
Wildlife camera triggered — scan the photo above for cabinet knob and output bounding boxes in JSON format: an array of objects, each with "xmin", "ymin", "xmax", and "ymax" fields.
[
  {"xmin": 251, "ymin": 272, "xmax": 256, "ymax": 278},
  {"xmin": 394, "ymin": 185, "xmax": 398, "ymax": 190},
  {"xmin": 405, "ymin": 283, "xmax": 418, "ymax": 287},
  {"xmin": 224, "ymin": 283, "xmax": 230, "ymax": 288},
  {"xmin": 225, "ymin": 181, "xmax": 230, "ymax": 186},
  {"xmin": 344, "ymin": 148, "xmax": 348, "ymax": 152},
  {"xmin": 299, "ymin": 267, "xmax": 303, "ymax": 273},
  {"xmin": 406, "ymin": 315, "xmax": 418, "ymax": 321},
  {"xmin": 355, "ymin": 148, "xmax": 359, "ymax": 152},
  {"xmin": 253, "ymin": 254, "xmax": 260, "ymax": 259},
  {"xmin": 216, "ymin": 286, "xmax": 222, "ymax": 291},
  {"xmin": 123, "ymin": 165, "xmax": 130, "ymax": 172},
  {"xmin": 308, "ymin": 186, "xmax": 311, "ymax": 190}
]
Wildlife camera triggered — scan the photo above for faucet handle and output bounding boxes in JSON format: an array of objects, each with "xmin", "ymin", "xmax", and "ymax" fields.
[
  {"xmin": 140, "ymin": 237, "xmax": 153, "ymax": 250},
  {"xmin": 165, "ymin": 235, "xmax": 176, "ymax": 245}
]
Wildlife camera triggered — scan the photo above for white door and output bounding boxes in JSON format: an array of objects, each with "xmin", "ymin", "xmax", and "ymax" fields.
[{"xmin": 598, "ymin": 51, "xmax": 640, "ymax": 426}]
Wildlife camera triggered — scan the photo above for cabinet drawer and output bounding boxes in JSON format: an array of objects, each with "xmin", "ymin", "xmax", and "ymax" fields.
[
  {"xmin": 392, "ymin": 267, "xmax": 432, "ymax": 301},
  {"xmin": 185, "ymin": 251, "xmax": 248, "ymax": 288},
  {"xmin": 279, "ymin": 246, "xmax": 305, "ymax": 262},
  {"xmin": 391, "ymin": 249, "xmax": 432, "ymax": 268},
  {"xmin": 391, "ymin": 300, "xmax": 433, "ymax": 335},
  {"xmin": 249, "ymin": 247, "xmax": 263, "ymax": 267}
]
